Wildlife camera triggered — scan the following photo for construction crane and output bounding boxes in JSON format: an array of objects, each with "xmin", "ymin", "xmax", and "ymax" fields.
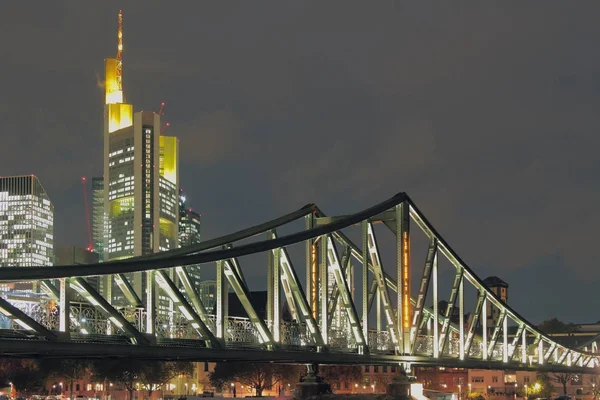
[
  {"xmin": 160, "ymin": 122, "xmax": 170, "ymax": 135},
  {"xmin": 157, "ymin": 102, "xmax": 165, "ymax": 116},
  {"xmin": 81, "ymin": 177, "xmax": 94, "ymax": 252}
]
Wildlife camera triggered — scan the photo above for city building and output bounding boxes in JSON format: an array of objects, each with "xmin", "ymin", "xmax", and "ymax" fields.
[
  {"xmin": 198, "ymin": 280, "xmax": 216, "ymax": 311},
  {"xmin": 0, "ymin": 175, "xmax": 54, "ymax": 289},
  {"xmin": 179, "ymin": 189, "xmax": 201, "ymax": 287},
  {"xmin": 91, "ymin": 177, "xmax": 104, "ymax": 262},
  {"xmin": 54, "ymin": 245, "xmax": 100, "ymax": 291},
  {"xmin": 482, "ymin": 276, "xmax": 508, "ymax": 329},
  {"xmin": 102, "ymin": 11, "xmax": 179, "ymax": 305}
]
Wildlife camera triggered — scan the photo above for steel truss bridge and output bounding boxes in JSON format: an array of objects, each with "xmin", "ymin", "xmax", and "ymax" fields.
[{"xmin": 0, "ymin": 193, "xmax": 597, "ymax": 373}]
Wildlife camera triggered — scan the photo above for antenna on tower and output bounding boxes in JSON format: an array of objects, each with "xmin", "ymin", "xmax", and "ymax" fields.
[
  {"xmin": 117, "ymin": 10, "xmax": 123, "ymax": 60},
  {"xmin": 158, "ymin": 102, "xmax": 165, "ymax": 116},
  {"xmin": 161, "ymin": 122, "xmax": 170, "ymax": 135},
  {"xmin": 116, "ymin": 10, "xmax": 124, "ymax": 99}
]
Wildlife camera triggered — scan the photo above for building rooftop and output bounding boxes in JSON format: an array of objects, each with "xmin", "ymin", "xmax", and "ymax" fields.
[{"xmin": 482, "ymin": 276, "xmax": 508, "ymax": 288}]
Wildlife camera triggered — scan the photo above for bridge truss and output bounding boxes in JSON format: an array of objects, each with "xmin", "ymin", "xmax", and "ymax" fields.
[{"xmin": 0, "ymin": 193, "xmax": 596, "ymax": 373}]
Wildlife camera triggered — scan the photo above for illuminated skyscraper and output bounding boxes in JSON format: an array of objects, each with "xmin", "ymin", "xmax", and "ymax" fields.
[
  {"xmin": 103, "ymin": 11, "xmax": 179, "ymax": 304},
  {"xmin": 91, "ymin": 177, "xmax": 104, "ymax": 262},
  {"xmin": 178, "ymin": 189, "xmax": 201, "ymax": 287},
  {"xmin": 0, "ymin": 175, "xmax": 54, "ymax": 270}
]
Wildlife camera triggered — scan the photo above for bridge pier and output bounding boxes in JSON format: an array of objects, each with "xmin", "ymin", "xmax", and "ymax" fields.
[
  {"xmin": 294, "ymin": 364, "xmax": 331, "ymax": 399},
  {"xmin": 386, "ymin": 366, "xmax": 414, "ymax": 399}
]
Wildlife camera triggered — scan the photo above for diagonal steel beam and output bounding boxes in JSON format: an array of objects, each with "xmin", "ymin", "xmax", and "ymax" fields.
[
  {"xmin": 557, "ymin": 348, "xmax": 570, "ymax": 364},
  {"xmin": 326, "ymin": 236, "xmax": 367, "ymax": 349},
  {"xmin": 464, "ymin": 289, "xmax": 486, "ymax": 357},
  {"xmin": 114, "ymin": 273, "xmax": 143, "ymax": 307},
  {"xmin": 223, "ymin": 259, "xmax": 274, "ymax": 347},
  {"xmin": 410, "ymin": 238, "xmax": 437, "ymax": 353},
  {"xmin": 327, "ymin": 246, "xmax": 351, "ymax": 327},
  {"xmin": 544, "ymin": 341, "xmax": 557, "ymax": 363},
  {"xmin": 175, "ymin": 267, "xmax": 208, "ymax": 319},
  {"xmin": 332, "ymin": 230, "xmax": 461, "ymax": 338},
  {"xmin": 509, "ymin": 324, "xmax": 525, "ymax": 360},
  {"xmin": 485, "ymin": 309, "xmax": 507, "ymax": 360},
  {"xmin": 366, "ymin": 222, "xmax": 399, "ymax": 347},
  {"xmin": 0, "ymin": 297, "xmax": 57, "ymax": 341},
  {"xmin": 278, "ymin": 246, "xmax": 325, "ymax": 347},
  {"xmin": 155, "ymin": 270, "xmax": 219, "ymax": 348},
  {"xmin": 439, "ymin": 268, "xmax": 464, "ymax": 352},
  {"xmin": 69, "ymin": 277, "xmax": 149, "ymax": 345},
  {"xmin": 40, "ymin": 280, "xmax": 59, "ymax": 301}
]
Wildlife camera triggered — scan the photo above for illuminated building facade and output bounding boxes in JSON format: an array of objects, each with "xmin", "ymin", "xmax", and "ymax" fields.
[
  {"xmin": 178, "ymin": 190, "xmax": 201, "ymax": 287},
  {"xmin": 91, "ymin": 177, "xmax": 104, "ymax": 262},
  {"xmin": 0, "ymin": 175, "xmax": 54, "ymax": 272},
  {"xmin": 102, "ymin": 10, "xmax": 179, "ymax": 305}
]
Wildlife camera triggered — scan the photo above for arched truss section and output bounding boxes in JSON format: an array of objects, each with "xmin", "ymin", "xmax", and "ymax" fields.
[{"xmin": 0, "ymin": 193, "xmax": 596, "ymax": 372}]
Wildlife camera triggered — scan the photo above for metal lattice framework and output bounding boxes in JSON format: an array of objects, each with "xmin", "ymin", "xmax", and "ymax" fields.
[{"xmin": 0, "ymin": 193, "xmax": 597, "ymax": 373}]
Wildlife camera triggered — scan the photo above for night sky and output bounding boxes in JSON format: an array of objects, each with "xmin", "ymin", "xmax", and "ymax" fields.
[{"xmin": 1, "ymin": 2, "xmax": 599, "ymax": 324}]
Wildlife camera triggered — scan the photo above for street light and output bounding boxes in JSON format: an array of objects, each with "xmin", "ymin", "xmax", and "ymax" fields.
[
  {"xmin": 458, "ymin": 384, "xmax": 462, "ymax": 400},
  {"xmin": 59, "ymin": 382, "xmax": 63, "ymax": 395},
  {"xmin": 514, "ymin": 383, "xmax": 518, "ymax": 400},
  {"xmin": 525, "ymin": 384, "xmax": 528, "ymax": 400},
  {"xmin": 371, "ymin": 384, "xmax": 375, "ymax": 393},
  {"xmin": 593, "ymin": 383, "xmax": 596, "ymax": 400}
]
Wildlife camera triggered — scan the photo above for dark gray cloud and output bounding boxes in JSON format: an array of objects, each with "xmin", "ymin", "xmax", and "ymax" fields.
[{"xmin": 1, "ymin": 1, "xmax": 599, "ymax": 323}]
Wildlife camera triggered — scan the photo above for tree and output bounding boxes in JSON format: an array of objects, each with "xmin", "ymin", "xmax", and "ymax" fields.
[
  {"xmin": 549, "ymin": 372, "xmax": 573, "ymax": 396},
  {"xmin": 210, "ymin": 362, "xmax": 300, "ymax": 396},
  {"xmin": 537, "ymin": 374, "xmax": 557, "ymax": 399},
  {"xmin": 538, "ymin": 318, "xmax": 576, "ymax": 334},
  {"xmin": 42, "ymin": 359, "xmax": 90, "ymax": 400},
  {"xmin": 139, "ymin": 361, "xmax": 194, "ymax": 398},
  {"xmin": 0, "ymin": 359, "xmax": 49, "ymax": 395},
  {"xmin": 91, "ymin": 359, "xmax": 145, "ymax": 400}
]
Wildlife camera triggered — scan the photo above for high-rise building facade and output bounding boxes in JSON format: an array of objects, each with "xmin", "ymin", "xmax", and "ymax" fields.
[
  {"xmin": 91, "ymin": 177, "xmax": 104, "ymax": 262},
  {"xmin": 102, "ymin": 11, "xmax": 179, "ymax": 304},
  {"xmin": 0, "ymin": 175, "xmax": 54, "ymax": 269},
  {"xmin": 178, "ymin": 190, "xmax": 201, "ymax": 287}
]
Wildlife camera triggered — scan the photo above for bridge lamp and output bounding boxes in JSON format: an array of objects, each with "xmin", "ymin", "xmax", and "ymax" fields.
[{"xmin": 533, "ymin": 383, "xmax": 540, "ymax": 391}]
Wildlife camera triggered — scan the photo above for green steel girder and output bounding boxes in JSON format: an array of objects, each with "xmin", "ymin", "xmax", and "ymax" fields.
[
  {"xmin": 69, "ymin": 277, "xmax": 149, "ymax": 345},
  {"xmin": 175, "ymin": 267, "xmax": 209, "ymax": 319},
  {"xmin": 40, "ymin": 280, "xmax": 59, "ymax": 301},
  {"xmin": 485, "ymin": 309, "xmax": 507, "ymax": 360},
  {"xmin": 278, "ymin": 246, "xmax": 325, "ymax": 348},
  {"xmin": 464, "ymin": 289, "xmax": 486, "ymax": 356},
  {"xmin": 326, "ymin": 245, "xmax": 351, "ymax": 328},
  {"xmin": 365, "ymin": 222, "xmax": 399, "ymax": 347},
  {"xmin": 154, "ymin": 270, "xmax": 219, "ymax": 348},
  {"xmin": 326, "ymin": 236, "xmax": 367, "ymax": 349},
  {"xmin": 439, "ymin": 268, "xmax": 464, "ymax": 352},
  {"xmin": 0, "ymin": 297, "xmax": 57, "ymax": 341},
  {"xmin": 223, "ymin": 259, "xmax": 274, "ymax": 347},
  {"xmin": 410, "ymin": 238, "xmax": 437, "ymax": 353},
  {"xmin": 114, "ymin": 273, "xmax": 143, "ymax": 308}
]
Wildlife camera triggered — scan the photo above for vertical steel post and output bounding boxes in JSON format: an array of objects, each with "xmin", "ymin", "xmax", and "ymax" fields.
[
  {"xmin": 459, "ymin": 276, "xmax": 464, "ymax": 360},
  {"xmin": 106, "ymin": 275, "xmax": 113, "ymax": 335},
  {"xmin": 379, "ymin": 286, "xmax": 385, "ymax": 337},
  {"xmin": 216, "ymin": 260, "xmax": 225, "ymax": 339},
  {"xmin": 521, "ymin": 329, "xmax": 527, "ymax": 364},
  {"xmin": 361, "ymin": 221, "xmax": 369, "ymax": 344},
  {"xmin": 482, "ymin": 296, "xmax": 488, "ymax": 360},
  {"xmin": 59, "ymin": 278, "xmax": 70, "ymax": 337},
  {"xmin": 305, "ymin": 214, "xmax": 313, "ymax": 306},
  {"xmin": 273, "ymin": 246, "xmax": 280, "ymax": 342},
  {"xmin": 503, "ymin": 314, "xmax": 508, "ymax": 363},
  {"xmin": 146, "ymin": 270, "xmax": 155, "ymax": 334},
  {"xmin": 320, "ymin": 235, "xmax": 328, "ymax": 345},
  {"xmin": 399, "ymin": 202, "xmax": 411, "ymax": 353},
  {"xmin": 432, "ymin": 252, "xmax": 439, "ymax": 358},
  {"xmin": 267, "ymin": 231, "xmax": 274, "ymax": 326},
  {"xmin": 538, "ymin": 338, "xmax": 543, "ymax": 365}
]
